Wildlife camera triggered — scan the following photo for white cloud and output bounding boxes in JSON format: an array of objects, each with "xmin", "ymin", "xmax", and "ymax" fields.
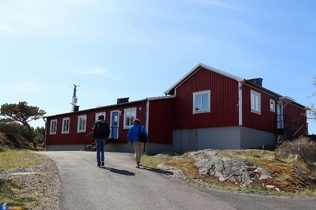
[
  {"xmin": 19, "ymin": 82, "xmax": 38, "ymax": 91},
  {"xmin": 192, "ymin": 0, "xmax": 245, "ymax": 10},
  {"xmin": 2, "ymin": 82, "xmax": 39, "ymax": 92},
  {"xmin": 0, "ymin": 0, "xmax": 100, "ymax": 35},
  {"xmin": 0, "ymin": 21, "xmax": 12, "ymax": 32},
  {"xmin": 73, "ymin": 68, "xmax": 104, "ymax": 75},
  {"xmin": 69, "ymin": 67, "xmax": 120, "ymax": 80}
]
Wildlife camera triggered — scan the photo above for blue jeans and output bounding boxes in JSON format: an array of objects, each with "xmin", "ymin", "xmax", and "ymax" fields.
[{"xmin": 95, "ymin": 138, "xmax": 106, "ymax": 165}]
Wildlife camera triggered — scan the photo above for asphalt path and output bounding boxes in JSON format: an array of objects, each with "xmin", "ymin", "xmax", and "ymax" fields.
[{"xmin": 37, "ymin": 151, "xmax": 316, "ymax": 210}]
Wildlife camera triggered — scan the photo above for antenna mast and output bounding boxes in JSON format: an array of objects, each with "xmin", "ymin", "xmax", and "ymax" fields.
[{"xmin": 71, "ymin": 84, "xmax": 79, "ymax": 112}]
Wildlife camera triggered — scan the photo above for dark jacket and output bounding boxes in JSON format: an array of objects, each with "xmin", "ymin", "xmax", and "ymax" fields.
[{"xmin": 93, "ymin": 120, "xmax": 110, "ymax": 139}]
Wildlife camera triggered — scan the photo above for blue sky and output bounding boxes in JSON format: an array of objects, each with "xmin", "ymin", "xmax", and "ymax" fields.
[{"xmin": 1, "ymin": 0, "xmax": 316, "ymax": 133}]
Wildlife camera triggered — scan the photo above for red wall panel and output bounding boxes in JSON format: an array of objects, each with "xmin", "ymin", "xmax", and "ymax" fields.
[
  {"xmin": 147, "ymin": 98, "xmax": 174, "ymax": 144},
  {"xmin": 172, "ymin": 67, "xmax": 239, "ymax": 129},
  {"xmin": 242, "ymin": 85, "xmax": 277, "ymax": 132}
]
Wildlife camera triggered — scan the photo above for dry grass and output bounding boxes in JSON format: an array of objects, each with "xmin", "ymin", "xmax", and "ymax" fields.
[
  {"xmin": 141, "ymin": 149, "xmax": 316, "ymax": 197},
  {"xmin": 0, "ymin": 150, "xmax": 54, "ymax": 209},
  {"xmin": 0, "ymin": 150, "xmax": 42, "ymax": 172}
]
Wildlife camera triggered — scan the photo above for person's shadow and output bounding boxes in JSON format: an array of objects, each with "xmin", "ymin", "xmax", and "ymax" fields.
[{"xmin": 102, "ymin": 167, "xmax": 135, "ymax": 176}]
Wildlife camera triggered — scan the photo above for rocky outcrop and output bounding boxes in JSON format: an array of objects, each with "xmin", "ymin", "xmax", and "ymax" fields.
[
  {"xmin": 158, "ymin": 149, "xmax": 271, "ymax": 187},
  {"xmin": 188, "ymin": 150, "xmax": 271, "ymax": 186}
]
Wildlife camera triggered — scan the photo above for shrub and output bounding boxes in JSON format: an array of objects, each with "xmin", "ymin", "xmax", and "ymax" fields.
[{"xmin": 276, "ymin": 136, "xmax": 316, "ymax": 164}]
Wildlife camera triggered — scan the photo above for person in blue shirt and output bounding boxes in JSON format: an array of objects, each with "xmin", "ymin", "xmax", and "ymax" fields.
[{"xmin": 127, "ymin": 118, "xmax": 148, "ymax": 168}]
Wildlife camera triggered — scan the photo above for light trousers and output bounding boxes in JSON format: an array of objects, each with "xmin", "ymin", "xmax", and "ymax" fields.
[{"xmin": 133, "ymin": 142, "xmax": 144, "ymax": 163}]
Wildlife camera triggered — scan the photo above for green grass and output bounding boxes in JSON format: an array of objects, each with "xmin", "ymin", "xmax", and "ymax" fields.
[
  {"xmin": 0, "ymin": 149, "xmax": 42, "ymax": 172},
  {"xmin": 0, "ymin": 150, "xmax": 44, "ymax": 209}
]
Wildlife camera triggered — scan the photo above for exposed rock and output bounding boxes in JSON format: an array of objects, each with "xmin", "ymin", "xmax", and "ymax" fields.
[
  {"xmin": 254, "ymin": 167, "xmax": 271, "ymax": 180},
  {"xmin": 189, "ymin": 150, "xmax": 254, "ymax": 184},
  {"xmin": 181, "ymin": 149, "xmax": 275, "ymax": 187}
]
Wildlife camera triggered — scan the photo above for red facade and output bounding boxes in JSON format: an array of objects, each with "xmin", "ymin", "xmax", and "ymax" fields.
[
  {"xmin": 170, "ymin": 67, "xmax": 239, "ymax": 129},
  {"xmin": 45, "ymin": 100, "xmax": 147, "ymax": 146},
  {"xmin": 45, "ymin": 63, "xmax": 308, "ymax": 149},
  {"xmin": 242, "ymin": 84, "xmax": 277, "ymax": 132}
]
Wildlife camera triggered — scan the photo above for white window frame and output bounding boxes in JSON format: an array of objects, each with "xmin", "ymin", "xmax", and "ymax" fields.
[
  {"xmin": 95, "ymin": 112, "xmax": 106, "ymax": 122},
  {"xmin": 251, "ymin": 90, "xmax": 261, "ymax": 114},
  {"xmin": 50, "ymin": 119, "xmax": 57, "ymax": 135},
  {"xmin": 193, "ymin": 90, "xmax": 211, "ymax": 114},
  {"xmin": 62, "ymin": 117, "xmax": 70, "ymax": 134},
  {"xmin": 124, "ymin": 107, "xmax": 136, "ymax": 129},
  {"xmin": 77, "ymin": 115, "xmax": 87, "ymax": 133},
  {"xmin": 270, "ymin": 99, "xmax": 276, "ymax": 112}
]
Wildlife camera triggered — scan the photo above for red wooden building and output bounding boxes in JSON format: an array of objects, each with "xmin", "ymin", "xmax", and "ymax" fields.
[{"xmin": 44, "ymin": 63, "xmax": 308, "ymax": 153}]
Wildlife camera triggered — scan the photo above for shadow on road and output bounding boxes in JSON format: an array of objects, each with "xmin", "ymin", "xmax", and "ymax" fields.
[
  {"xmin": 140, "ymin": 165, "xmax": 174, "ymax": 176},
  {"xmin": 103, "ymin": 167, "xmax": 135, "ymax": 176}
]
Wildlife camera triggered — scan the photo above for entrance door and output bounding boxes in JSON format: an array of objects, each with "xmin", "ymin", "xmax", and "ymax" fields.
[
  {"xmin": 277, "ymin": 103, "xmax": 283, "ymax": 129},
  {"xmin": 110, "ymin": 111, "xmax": 119, "ymax": 139}
]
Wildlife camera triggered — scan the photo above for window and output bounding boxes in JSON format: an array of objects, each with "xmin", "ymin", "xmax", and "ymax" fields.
[
  {"xmin": 62, "ymin": 117, "xmax": 70, "ymax": 134},
  {"xmin": 95, "ymin": 112, "xmax": 106, "ymax": 121},
  {"xmin": 193, "ymin": 90, "xmax": 210, "ymax": 114},
  {"xmin": 251, "ymin": 90, "xmax": 261, "ymax": 114},
  {"xmin": 77, "ymin": 115, "xmax": 86, "ymax": 132},
  {"xmin": 50, "ymin": 119, "xmax": 57, "ymax": 135},
  {"xmin": 124, "ymin": 107, "xmax": 136, "ymax": 129},
  {"xmin": 270, "ymin": 99, "xmax": 275, "ymax": 112}
]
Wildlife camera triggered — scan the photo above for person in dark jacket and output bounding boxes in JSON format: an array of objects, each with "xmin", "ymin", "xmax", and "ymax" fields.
[
  {"xmin": 127, "ymin": 118, "xmax": 148, "ymax": 168},
  {"xmin": 93, "ymin": 114, "xmax": 110, "ymax": 167}
]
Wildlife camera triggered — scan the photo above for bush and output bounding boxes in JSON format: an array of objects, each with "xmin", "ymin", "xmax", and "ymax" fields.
[
  {"xmin": 276, "ymin": 136, "xmax": 316, "ymax": 164},
  {"xmin": 0, "ymin": 122, "xmax": 30, "ymax": 139}
]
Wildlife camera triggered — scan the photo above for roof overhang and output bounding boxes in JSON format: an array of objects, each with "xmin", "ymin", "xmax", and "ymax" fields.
[{"xmin": 278, "ymin": 96, "xmax": 295, "ymax": 104}]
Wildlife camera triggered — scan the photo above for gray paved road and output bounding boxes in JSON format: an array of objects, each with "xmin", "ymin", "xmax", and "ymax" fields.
[{"xmin": 37, "ymin": 151, "xmax": 316, "ymax": 210}]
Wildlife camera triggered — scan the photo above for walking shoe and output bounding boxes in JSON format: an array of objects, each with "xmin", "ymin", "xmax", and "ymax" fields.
[
  {"xmin": 101, "ymin": 161, "xmax": 104, "ymax": 167},
  {"xmin": 97, "ymin": 163, "xmax": 100, "ymax": 167}
]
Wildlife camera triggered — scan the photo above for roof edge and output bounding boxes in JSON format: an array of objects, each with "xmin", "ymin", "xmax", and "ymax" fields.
[{"xmin": 164, "ymin": 63, "xmax": 244, "ymax": 95}]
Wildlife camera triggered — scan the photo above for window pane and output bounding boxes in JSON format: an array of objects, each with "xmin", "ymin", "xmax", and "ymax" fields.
[
  {"xmin": 125, "ymin": 111, "xmax": 130, "ymax": 126},
  {"xmin": 251, "ymin": 94, "xmax": 255, "ymax": 110},
  {"xmin": 195, "ymin": 94, "xmax": 201, "ymax": 111},
  {"xmin": 202, "ymin": 93, "xmax": 208, "ymax": 110}
]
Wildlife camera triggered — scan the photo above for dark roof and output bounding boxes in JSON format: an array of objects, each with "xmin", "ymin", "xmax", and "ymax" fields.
[{"xmin": 44, "ymin": 98, "xmax": 147, "ymax": 118}]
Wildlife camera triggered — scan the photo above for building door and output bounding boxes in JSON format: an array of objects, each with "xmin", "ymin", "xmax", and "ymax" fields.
[
  {"xmin": 110, "ymin": 111, "xmax": 119, "ymax": 139},
  {"xmin": 277, "ymin": 102, "xmax": 283, "ymax": 129}
]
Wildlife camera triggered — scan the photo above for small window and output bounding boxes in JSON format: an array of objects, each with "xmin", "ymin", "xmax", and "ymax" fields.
[
  {"xmin": 50, "ymin": 119, "xmax": 57, "ymax": 135},
  {"xmin": 193, "ymin": 90, "xmax": 210, "ymax": 114},
  {"xmin": 124, "ymin": 107, "xmax": 136, "ymax": 129},
  {"xmin": 62, "ymin": 117, "xmax": 70, "ymax": 134},
  {"xmin": 270, "ymin": 99, "xmax": 275, "ymax": 112},
  {"xmin": 251, "ymin": 90, "xmax": 261, "ymax": 114},
  {"xmin": 95, "ymin": 112, "xmax": 106, "ymax": 121},
  {"xmin": 77, "ymin": 115, "xmax": 86, "ymax": 132}
]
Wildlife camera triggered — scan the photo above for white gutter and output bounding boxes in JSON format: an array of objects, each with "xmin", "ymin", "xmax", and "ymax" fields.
[{"xmin": 238, "ymin": 81, "xmax": 243, "ymax": 126}]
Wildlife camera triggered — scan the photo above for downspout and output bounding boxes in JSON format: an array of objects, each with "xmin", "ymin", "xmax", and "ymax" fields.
[
  {"xmin": 145, "ymin": 99, "xmax": 149, "ymax": 131},
  {"xmin": 238, "ymin": 81, "xmax": 243, "ymax": 149},
  {"xmin": 145, "ymin": 99, "xmax": 149, "ymax": 153},
  {"xmin": 275, "ymin": 97, "xmax": 279, "ymax": 147},
  {"xmin": 43, "ymin": 117, "xmax": 47, "ymax": 150},
  {"xmin": 238, "ymin": 81, "xmax": 243, "ymax": 126}
]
